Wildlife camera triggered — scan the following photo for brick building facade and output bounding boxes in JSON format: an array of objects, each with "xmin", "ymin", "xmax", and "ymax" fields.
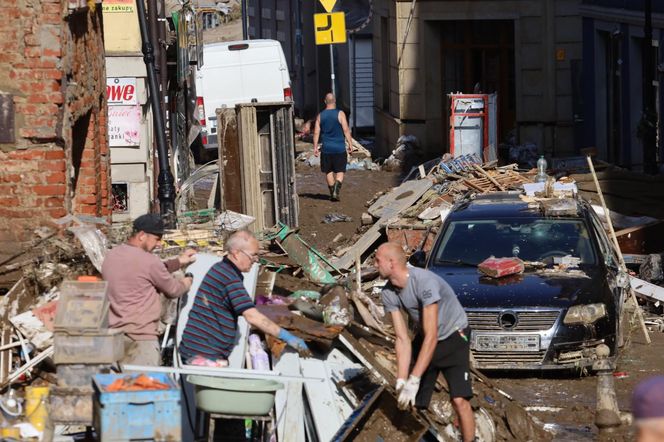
[{"xmin": 0, "ymin": 1, "xmax": 109, "ymax": 261}]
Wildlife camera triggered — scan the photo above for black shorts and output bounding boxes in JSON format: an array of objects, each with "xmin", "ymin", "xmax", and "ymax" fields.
[
  {"xmin": 412, "ymin": 327, "xmax": 473, "ymax": 407},
  {"xmin": 320, "ymin": 152, "xmax": 347, "ymax": 174}
]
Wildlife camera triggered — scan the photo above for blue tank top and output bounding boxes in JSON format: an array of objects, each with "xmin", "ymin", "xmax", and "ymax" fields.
[{"xmin": 320, "ymin": 109, "xmax": 346, "ymax": 154}]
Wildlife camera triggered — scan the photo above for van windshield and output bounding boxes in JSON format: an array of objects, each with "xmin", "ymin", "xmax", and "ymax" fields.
[{"xmin": 433, "ymin": 218, "xmax": 597, "ymax": 266}]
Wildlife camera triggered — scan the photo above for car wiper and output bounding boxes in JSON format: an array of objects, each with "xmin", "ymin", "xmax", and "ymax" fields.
[{"xmin": 435, "ymin": 259, "xmax": 477, "ymax": 267}]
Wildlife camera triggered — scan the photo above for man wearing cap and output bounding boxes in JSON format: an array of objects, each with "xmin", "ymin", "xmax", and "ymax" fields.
[
  {"xmin": 632, "ymin": 376, "xmax": 664, "ymax": 441},
  {"xmin": 102, "ymin": 213, "xmax": 196, "ymax": 366}
]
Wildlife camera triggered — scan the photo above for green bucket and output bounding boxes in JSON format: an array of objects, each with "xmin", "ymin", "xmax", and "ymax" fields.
[{"xmin": 187, "ymin": 375, "xmax": 283, "ymax": 416}]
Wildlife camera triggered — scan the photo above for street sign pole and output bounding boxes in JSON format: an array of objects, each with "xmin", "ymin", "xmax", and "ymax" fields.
[{"xmin": 330, "ymin": 45, "xmax": 336, "ymax": 96}]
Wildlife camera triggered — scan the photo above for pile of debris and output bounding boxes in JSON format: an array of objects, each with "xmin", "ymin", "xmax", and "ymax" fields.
[{"xmin": 2, "ymin": 152, "xmax": 663, "ymax": 441}]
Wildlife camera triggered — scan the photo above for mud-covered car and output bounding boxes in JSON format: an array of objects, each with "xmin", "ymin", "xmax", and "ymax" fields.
[{"xmin": 421, "ymin": 192, "xmax": 627, "ymax": 370}]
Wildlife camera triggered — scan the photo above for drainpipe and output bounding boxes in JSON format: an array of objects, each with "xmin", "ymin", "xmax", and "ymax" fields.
[
  {"xmin": 294, "ymin": 0, "xmax": 304, "ymax": 114},
  {"xmin": 241, "ymin": 0, "xmax": 248, "ymax": 39},
  {"xmin": 136, "ymin": 0, "xmax": 177, "ymax": 226}
]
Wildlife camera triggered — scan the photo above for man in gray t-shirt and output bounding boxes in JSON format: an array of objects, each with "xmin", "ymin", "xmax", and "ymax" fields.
[{"xmin": 376, "ymin": 242, "xmax": 475, "ymax": 442}]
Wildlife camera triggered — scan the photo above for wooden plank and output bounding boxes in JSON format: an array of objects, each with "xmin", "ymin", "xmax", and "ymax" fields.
[
  {"xmin": 274, "ymin": 351, "xmax": 305, "ymax": 442},
  {"xmin": 217, "ymin": 108, "xmax": 242, "ymax": 213},
  {"xmin": 300, "ymin": 358, "xmax": 344, "ymax": 441},
  {"xmin": 631, "ymin": 276, "xmax": 664, "ymax": 303},
  {"xmin": 368, "ymin": 179, "xmax": 433, "ymax": 219},
  {"xmin": 237, "ymin": 106, "xmax": 264, "ymax": 231},
  {"xmin": 330, "ymin": 223, "xmax": 382, "ymax": 270}
]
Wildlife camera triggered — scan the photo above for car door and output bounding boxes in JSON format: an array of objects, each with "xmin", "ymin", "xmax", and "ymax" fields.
[{"xmin": 586, "ymin": 207, "xmax": 627, "ymax": 340}]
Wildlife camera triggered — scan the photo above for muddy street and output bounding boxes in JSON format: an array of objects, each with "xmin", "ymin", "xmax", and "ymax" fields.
[{"xmin": 295, "ymin": 163, "xmax": 663, "ymax": 441}]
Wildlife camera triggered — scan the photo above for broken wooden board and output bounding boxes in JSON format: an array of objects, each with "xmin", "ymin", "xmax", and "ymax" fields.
[
  {"xmin": 631, "ymin": 276, "xmax": 664, "ymax": 303},
  {"xmin": 331, "ymin": 223, "xmax": 383, "ymax": 270},
  {"xmin": 274, "ymin": 351, "xmax": 305, "ymax": 442},
  {"xmin": 368, "ymin": 179, "xmax": 433, "ymax": 219}
]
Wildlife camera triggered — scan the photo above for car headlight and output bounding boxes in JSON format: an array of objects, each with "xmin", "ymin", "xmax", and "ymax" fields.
[{"xmin": 563, "ymin": 303, "xmax": 607, "ymax": 325}]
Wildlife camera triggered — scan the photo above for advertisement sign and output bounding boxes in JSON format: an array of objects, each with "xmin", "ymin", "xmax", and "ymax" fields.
[
  {"xmin": 107, "ymin": 77, "xmax": 138, "ymax": 106},
  {"xmin": 108, "ymin": 105, "xmax": 141, "ymax": 147},
  {"xmin": 102, "ymin": 0, "xmax": 135, "ymax": 13}
]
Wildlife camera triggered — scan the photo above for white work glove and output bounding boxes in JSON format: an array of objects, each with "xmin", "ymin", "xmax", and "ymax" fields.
[
  {"xmin": 395, "ymin": 378, "xmax": 406, "ymax": 393},
  {"xmin": 397, "ymin": 374, "xmax": 420, "ymax": 410}
]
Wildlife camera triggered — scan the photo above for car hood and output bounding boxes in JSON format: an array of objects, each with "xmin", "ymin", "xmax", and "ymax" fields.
[{"xmin": 429, "ymin": 266, "xmax": 610, "ymax": 309}]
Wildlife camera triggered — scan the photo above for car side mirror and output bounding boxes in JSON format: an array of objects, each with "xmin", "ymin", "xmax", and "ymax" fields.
[{"xmin": 409, "ymin": 250, "xmax": 427, "ymax": 268}]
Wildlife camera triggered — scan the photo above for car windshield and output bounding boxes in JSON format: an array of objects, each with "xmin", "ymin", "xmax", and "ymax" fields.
[{"xmin": 433, "ymin": 218, "xmax": 597, "ymax": 266}]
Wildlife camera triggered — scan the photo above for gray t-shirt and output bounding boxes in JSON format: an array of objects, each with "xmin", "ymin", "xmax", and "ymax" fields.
[{"xmin": 382, "ymin": 267, "xmax": 468, "ymax": 340}]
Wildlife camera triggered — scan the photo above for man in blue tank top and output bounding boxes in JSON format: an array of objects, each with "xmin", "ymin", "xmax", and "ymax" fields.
[{"xmin": 313, "ymin": 93, "xmax": 353, "ymax": 201}]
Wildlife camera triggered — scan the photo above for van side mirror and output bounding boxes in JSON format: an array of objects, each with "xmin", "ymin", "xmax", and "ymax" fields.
[{"xmin": 409, "ymin": 250, "xmax": 427, "ymax": 268}]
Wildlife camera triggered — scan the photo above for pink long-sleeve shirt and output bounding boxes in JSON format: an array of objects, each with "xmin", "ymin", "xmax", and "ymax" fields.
[{"xmin": 102, "ymin": 244, "xmax": 188, "ymax": 340}]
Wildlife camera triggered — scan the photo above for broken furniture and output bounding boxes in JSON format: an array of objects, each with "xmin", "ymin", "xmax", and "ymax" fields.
[
  {"xmin": 448, "ymin": 93, "xmax": 497, "ymax": 161},
  {"xmin": 217, "ymin": 102, "xmax": 299, "ymax": 232}
]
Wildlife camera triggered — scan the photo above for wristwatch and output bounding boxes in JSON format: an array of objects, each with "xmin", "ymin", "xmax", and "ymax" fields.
[{"xmin": 184, "ymin": 272, "xmax": 193, "ymax": 279}]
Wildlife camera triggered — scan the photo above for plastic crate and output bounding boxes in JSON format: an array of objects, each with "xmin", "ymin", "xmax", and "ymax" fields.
[
  {"xmin": 93, "ymin": 372, "xmax": 181, "ymax": 442},
  {"xmin": 54, "ymin": 329, "xmax": 124, "ymax": 364},
  {"xmin": 55, "ymin": 281, "xmax": 109, "ymax": 332},
  {"xmin": 49, "ymin": 386, "xmax": 94, "ymax": 425},
  {"xmin": 56, "ymin": 364, "xmax": 113, "ymax": 388}
]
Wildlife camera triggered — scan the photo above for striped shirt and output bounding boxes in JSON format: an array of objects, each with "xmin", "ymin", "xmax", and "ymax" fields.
[{"xmin": 179, "ymin": 258, "xmax": 255, "ymax": 361}]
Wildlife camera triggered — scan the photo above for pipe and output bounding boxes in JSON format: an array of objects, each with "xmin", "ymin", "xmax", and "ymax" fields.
[
  {"xmin": 136, "ymin": 0, "xmax": 177, "ymax": 227},
  {"xmin": 241, "ymin": 0, "xmax": 248, "ymax": 39},
  {"xmin": 122, "ymin": 363, "xmax": 325, "ymax": 382}
]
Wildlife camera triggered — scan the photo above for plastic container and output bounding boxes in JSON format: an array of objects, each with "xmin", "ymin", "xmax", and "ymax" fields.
[
  {"xmin": 93, "ymin": 372, "xmax": 181, "ymax": 442},
  {"xmin": 187, "ymin": 375, "xmax": 282, "ymax": 415},
  {"xmin": 535, "ymin": 155, "xmax": 548, "ymax": 183},
  {"xmin": 49, "ymin": 386, "xmax": 93, "ymax": 425},
  {"xmin": 56, "ymin": 364, "xmax": 113, "ymax": 388},
  {"xmin": 55, "ymin": 281, "xmax": 109, "ymax": 332},
  {"xmin": 248, "ymin": 335, "xmax": 270, "ymax": 371},
  {"xmin": 25, "ymin": 386, "xmax": 49, "ymax": 431},
  {"xmin": 53, "ymin": 329, "xmax": 124, "ymax": 364}
]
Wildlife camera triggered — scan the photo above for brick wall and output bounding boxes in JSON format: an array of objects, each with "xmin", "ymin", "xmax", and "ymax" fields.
[{"xmin": 0, "ymin": 1, "xmax": 109, "ymax": 261}]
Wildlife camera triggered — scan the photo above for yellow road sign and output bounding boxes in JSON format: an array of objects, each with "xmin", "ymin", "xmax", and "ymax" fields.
[
  {"xmin": 318, "ymin": 0, "xmax": 336, "ymax": 13},
  {"xmin": 314, "ymin": 12, "xmax": 346, "ymax": 45}
]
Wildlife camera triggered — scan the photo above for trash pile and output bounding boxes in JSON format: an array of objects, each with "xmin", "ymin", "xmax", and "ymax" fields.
[{"xmin": 1, "ymin": 151, "xmax": 663, "ymax": 440}]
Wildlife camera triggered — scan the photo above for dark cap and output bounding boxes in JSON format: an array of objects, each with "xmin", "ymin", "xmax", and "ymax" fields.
[
  {"xmin": 133, "ymin": 214, "xmax": 164, "ymax": 236},
  {"xmin": 632, "ymin": 376, "xmax": 664, "ymax": 420}
]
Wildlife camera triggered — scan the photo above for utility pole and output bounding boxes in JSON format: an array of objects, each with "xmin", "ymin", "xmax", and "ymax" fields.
[
  {"xmin": 642, "ymin": 0, "xmax": 657, "ymax": 174},
  {"xmin": 136, "ymin": 0, "xmax": 177, "ymax": 226}
]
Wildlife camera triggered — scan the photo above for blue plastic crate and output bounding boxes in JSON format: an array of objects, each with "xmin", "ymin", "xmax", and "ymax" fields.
[{"xmin": 92, "ymin": 372, "xmax": 181, "ymax": 441}]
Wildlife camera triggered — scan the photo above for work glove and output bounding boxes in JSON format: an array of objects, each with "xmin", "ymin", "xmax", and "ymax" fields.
[
  {"xmin": 397, "ymin": 374, "xmax": 420, "ymax": 410},
  {"xmin": 278, "ymin": 329, "xmax": 311, "ymax": 356},
  {"xmin": 395, "ymin": 378, "xmax": 406, "ymax": 393}
]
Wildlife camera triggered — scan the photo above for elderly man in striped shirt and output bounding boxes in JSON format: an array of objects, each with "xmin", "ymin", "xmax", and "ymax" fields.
[{"xmin": 180, "ymin": 230, "xmax": 310, "ymax": 366}]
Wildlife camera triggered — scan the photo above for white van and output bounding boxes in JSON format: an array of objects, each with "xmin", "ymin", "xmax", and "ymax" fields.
[{"xmin": 194, "ymin": 39, "xmax": 292, "ymax": 152}]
